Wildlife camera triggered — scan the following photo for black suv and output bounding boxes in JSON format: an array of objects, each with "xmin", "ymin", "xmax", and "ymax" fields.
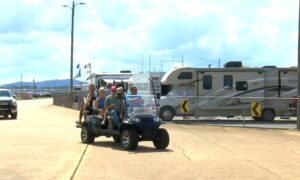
[{"xmin": 0, "ymin": 89, "xmax": 17, "ymax": 119}]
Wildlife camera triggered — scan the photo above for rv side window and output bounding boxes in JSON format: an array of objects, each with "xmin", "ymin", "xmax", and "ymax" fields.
[
  {"xmin": 178, "ymin": 72, "xmax": 193, "ymax": 79},
  {"xmin": 203, "ymin": 75, "xmax": 212, "ymax": 90},
  {"xmin": 223, "ymin": 75, "xmax": 233, "ymax": 90},
  {"xmin": 236, "ymin": 81, "xmax": 248, "ymax": 91}
]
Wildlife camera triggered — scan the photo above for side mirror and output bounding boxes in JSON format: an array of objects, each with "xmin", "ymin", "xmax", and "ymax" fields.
[
  {"xmin": 155, "ymin": 93, "xmax": 161, "ymax": 100},
  {"xmin": 12, "ymin": 94, "xmax": 16, "ymax": 98}
]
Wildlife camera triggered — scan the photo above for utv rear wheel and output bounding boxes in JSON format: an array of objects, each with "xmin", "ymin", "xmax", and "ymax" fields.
[
  {"xmin": 159, "ymin": 107, "xmax": 175, "ymax": 121},
  {"xmin": 121, "ymin": 129, "xmax": 138, "ymax": 150},
  {"xmin": 81, "ymin": 126, "xmax": 95, "ymax": 144},
  {"xmin": 153, "ymin": 128, "xmax": 169, "ymax": 149},
  {"xmin": 11, "ymin": 113, "xmax": 17, "ymax": 119}
]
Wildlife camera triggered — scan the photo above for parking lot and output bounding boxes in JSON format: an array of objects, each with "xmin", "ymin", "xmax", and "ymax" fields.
[{"xmin": 0, "ymin": 99, "xmax": 300, "ymax": 180}]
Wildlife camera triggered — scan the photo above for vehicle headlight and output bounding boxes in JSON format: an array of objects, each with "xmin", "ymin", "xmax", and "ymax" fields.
[
  {"xmin": 12, "ymin": 100, "xmax": 17, "ymax": 105},
  {"xmin": 154, "ymin": 116, "xmax": 161, "ymax": 122}
]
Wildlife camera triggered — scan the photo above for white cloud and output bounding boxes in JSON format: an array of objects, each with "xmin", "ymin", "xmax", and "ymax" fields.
[{"xmin": 0, "ymin": 0, "xmax": 298, "ymax": 85}]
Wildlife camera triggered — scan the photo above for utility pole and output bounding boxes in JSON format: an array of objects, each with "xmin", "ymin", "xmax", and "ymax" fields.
[
  {"xmin": 63, "ymin": 1, "xmax": 85, "ymax": 92},
  {"xmin": 297, "ymin": 0, "xmax": 300, "ymax": 130}
]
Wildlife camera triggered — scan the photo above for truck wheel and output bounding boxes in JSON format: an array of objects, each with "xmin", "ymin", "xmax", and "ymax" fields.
[
  {"xmin": 121, "ymin": 129, "xmax": 138, "ymax": 150},
  {"xmin": 81, "ymin": 126, "xmax": 95, "ymax": 144},
  {"xmin": 113, "ymin": 135, "xmax": 121, "ymax": 143},
  {"xmin": 153, "ymin": 128, "xmax": 169, "ymax": 149},
  {"xmin": 159, "ymin": 107, "xmax": 175, "ymax": 121},
  {"xmin": 11, "ymin": 113, "xmax": 17, "ymax": 119},
  {"xmin": 261, "ymin": 109, "xmax": 275, "ymax": 121}
]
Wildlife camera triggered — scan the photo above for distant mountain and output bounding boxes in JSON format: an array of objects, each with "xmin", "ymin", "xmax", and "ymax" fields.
[{"xmin": 0, "ymin": 79, "xmax": 87, "ymax": 89}]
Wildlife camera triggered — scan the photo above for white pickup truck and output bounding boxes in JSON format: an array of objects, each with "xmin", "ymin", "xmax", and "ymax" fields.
[{"xmin": 0, "ymin": 89, "xmax": 17, "ymax": 119}]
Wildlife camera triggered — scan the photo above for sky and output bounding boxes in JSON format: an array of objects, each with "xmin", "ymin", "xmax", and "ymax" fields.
[{"xmin": 0, "ymin": 0, "xmax": 298, "ymax": 85}]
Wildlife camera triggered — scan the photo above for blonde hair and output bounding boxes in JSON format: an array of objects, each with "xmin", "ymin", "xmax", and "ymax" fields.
[{"xmin": 98, "ymin": 87, "xmax": 105, "ymax": 93}]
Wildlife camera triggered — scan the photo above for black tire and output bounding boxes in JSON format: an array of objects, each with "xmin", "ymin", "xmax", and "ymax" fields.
[
  {"xmin": 261, "ymin": 109, "xmax": 275, "ymax": 121},
  {"xmin": 81, "ymin": 126, "xmax": 95, "ymax": 144},
  {"xmin": 121, "ymin": 129, "xmax": 138, "ymax": 150},
  {"xmin": 11, "ymin": 113, "xmax": 17, "ymax": 119},
  {"xmin": 153, "ymin": 128, "xmax": 169, "ymax": 149},
  {"xmin": 113, "ymin": 135, "xmax": 121, "ymax": 143},
  {"xmin": 159, "ymin": 107, "xmax": 175, "ymax": 121}
]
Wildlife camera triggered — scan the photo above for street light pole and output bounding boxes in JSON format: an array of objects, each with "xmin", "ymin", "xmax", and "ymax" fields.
[
  {"xmin": 63, "ymin": 1, "xmax": 85, "ymax": 92},
  {"xmin": 70, "ymin": 1, "xmax": 75, "ymax": 92},
  {"xmin": 297, "ymin": 0, "xmax": 300, "ymax": 130}
]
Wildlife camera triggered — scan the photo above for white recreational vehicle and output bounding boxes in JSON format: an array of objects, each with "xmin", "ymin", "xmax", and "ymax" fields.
[
  {"xmin": 159, "ymin": 62, "xmax": 297, "ymax": 121},
  {"xmin": 128, "ymin": 72, "xmax": 165, "ymax": 95}
]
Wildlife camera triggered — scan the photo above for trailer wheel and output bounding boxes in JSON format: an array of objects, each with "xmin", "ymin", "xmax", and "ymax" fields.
[
  {"xmin": 261, "ymin": 109, "xmax": 275, "ymax": 121},
  {"xmin": 153, "ymin": 128, "xmax": 169, "ymax": 149},
  {"xmin": 159, "ymin": 107, "xmax": 175, "ymax": 121},
  {"xmin": 81, "ymin": 126, "xmax": 95, "ymax": 144},
  {"xmin": 121, "ymin": 129, "xmax": 138, "ymax": 150}
]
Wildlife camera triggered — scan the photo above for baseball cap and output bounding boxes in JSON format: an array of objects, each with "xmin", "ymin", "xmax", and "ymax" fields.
[{"xmin": 111, "ymin": 86, "xmax": 117, "ymax": 92}]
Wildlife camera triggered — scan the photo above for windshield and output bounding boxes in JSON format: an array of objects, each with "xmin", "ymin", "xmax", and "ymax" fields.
[
  {"xmin": 0, "ymin": 91, "xmax": 12, "ymax": 97},
  {"xmin": 167, "ymin": 85, "xmax": 195, "ymax": 96},
  {"xmin": 125, "ymin": 94, "xmax": 157, "ymax": 115}
]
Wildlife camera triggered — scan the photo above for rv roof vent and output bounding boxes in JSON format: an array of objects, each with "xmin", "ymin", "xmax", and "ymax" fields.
[
  {"xmin": 224, "ymin": 61, "xmax": 242, "ymax": 68},
  {"xmin": 120, "ymin": 70, "xmax": 131, "ymax": 73},
  {"xmin": 263, "ymin": 66, "xmax": 276, "ymax": 68}
]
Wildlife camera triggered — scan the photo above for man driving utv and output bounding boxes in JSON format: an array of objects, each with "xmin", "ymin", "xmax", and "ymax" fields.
[{"xmin": 104, "ymin": 86, "xmax": 124, "ymax": 129}]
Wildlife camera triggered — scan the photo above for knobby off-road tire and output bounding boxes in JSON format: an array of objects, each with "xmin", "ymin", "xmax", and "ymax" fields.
[
  {"xmin": 153, "ymin": 128, "xmax": 169, "ymax": 149},
  {"xmin": 81, "ymin": 126, "xmax": 95, "ymax": 144},
  {"xmin": 121, "ymin": 129, "xmax": 138, "ymax": 150}
]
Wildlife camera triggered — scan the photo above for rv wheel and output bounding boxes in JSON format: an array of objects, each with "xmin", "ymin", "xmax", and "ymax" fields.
[
  {"xmin": 261, "ymin": 109, "xmax": 275, "ymax": 121},
  {"xmin": 159, "ymin": 107, "xmax": 175, "ymax": 121}
]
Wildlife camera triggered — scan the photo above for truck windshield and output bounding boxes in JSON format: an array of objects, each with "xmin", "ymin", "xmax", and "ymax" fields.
[{"xmin": 0, "ymin": 91, "xmax": 11, "ymax": 97}]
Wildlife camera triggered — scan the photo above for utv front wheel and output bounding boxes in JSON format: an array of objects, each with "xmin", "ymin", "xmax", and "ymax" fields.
[
  {"xmin": 153, "ymin": 128, "xmax": 169, "ymax": 149},
  {"xmin": 81, "ymin": 126, "xmax": 95, "ymax": 144},
  {"xmin": 121, "ymin": 129, "xmax": 138, "ymax": 150}
]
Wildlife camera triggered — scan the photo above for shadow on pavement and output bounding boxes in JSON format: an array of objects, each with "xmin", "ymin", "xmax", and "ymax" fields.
[{"xmin": 90, "ymin": 141, "xmax": 173, "ymax": 153}]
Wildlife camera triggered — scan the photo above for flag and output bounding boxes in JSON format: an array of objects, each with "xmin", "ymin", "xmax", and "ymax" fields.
[
  {"xmin": 74, "ymin": 69, "xmax": 81, "ymax": 78},
  {"xmin": 84, "ymin": 63, "xmax": 91, "ymax": 69},
  {"xmin": 74, "ymin": 63, "xmax": 81, "ymax": 78}
]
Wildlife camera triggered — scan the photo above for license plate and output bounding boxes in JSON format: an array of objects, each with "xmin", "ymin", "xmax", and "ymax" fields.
[
  {"xmin": 0, "ymin": 102, "xmax": 8, "ymax": 105},
  {"xmin": 0, "ymin": 108, "xmax": 8, "ymax": 110}
]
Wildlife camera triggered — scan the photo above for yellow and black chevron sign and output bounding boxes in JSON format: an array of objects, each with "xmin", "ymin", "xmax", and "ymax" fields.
[
  {"xmin": 251, "ymin": 102, "xmax": 261, "ymax": 117},
  {"xmin": 180, "ymin": 99, "xmax": 188, "ymax": 113}
]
